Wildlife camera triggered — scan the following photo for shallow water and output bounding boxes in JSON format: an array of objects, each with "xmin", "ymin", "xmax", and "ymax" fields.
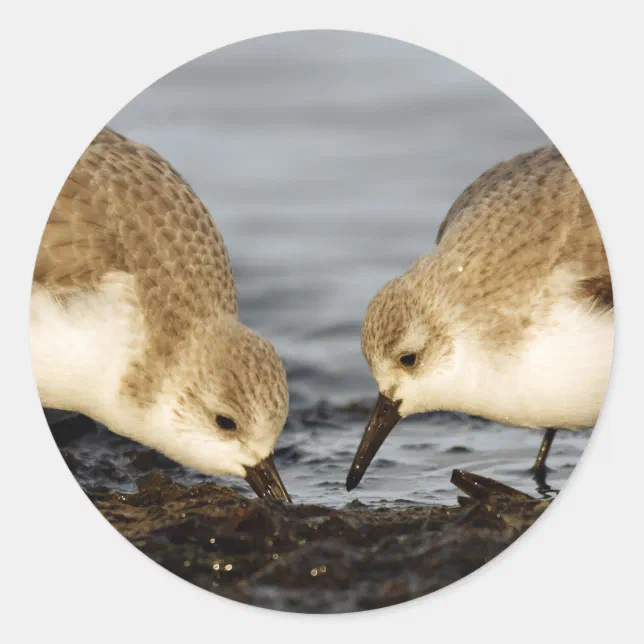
[{"xmin": 64, "ymin": 30, "xmax": 594, "ymax": 507}]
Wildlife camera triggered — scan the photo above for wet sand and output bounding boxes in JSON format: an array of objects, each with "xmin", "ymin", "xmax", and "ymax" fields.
[
  {"xmin": 55, "ymin": 414, "xmax": 549, "ymax": 613},
  {"xmin": 91, "ymin": 473, "xmax": 547, "ymax": 613}
]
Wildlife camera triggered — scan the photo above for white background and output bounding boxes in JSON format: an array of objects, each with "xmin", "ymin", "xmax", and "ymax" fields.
[{"xmin": 2, "ymin": 1, "xmax": 643, "ymax": 641}]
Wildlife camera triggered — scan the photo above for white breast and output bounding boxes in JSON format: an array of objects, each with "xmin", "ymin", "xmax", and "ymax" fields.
[
  {"xmin": 30, "ymin": 273, "xmax": 146, "ymax": 428},
  {"xmin": 460, "ymin": 300, "xmax": 614, "ymax": 429}
]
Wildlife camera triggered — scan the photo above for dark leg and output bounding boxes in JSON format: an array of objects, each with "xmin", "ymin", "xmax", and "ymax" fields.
[{"xmin": 532, "ymin": 428, "xmax": 557, "ymax": 483}]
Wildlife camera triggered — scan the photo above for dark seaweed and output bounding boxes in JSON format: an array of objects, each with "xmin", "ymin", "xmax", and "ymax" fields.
[{"xmin": 53, "ymin": 409, "xmax": 549, "ymax": 613}]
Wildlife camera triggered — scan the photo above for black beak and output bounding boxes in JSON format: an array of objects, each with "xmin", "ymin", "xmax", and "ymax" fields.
[
  {"xmin": 244, "ymin": 454, "xmax": 292, "ymax": 502},
  {"xmin": 346, "ymin": 393, "xmax": 402, "ymax": 491}
]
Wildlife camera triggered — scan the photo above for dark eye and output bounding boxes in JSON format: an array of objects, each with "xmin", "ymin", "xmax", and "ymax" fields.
[
  {"xmin": 216, "ymin": 415, "xmax": 237, "ymax": 431},
  {"xmin": 399, "ymin": 353, "xmax": 417, "ymax": 368}
]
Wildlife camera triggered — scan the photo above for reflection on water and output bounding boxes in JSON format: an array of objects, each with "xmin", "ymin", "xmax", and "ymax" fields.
[{"xmin": 95, "ymin": 31, "xmax": 590, "ymax": 506}]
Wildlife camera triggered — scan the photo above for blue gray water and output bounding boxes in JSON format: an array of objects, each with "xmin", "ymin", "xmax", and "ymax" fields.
[{"xmin": 86, "ymin": 30, "xmax": 590, "ymax": 506}]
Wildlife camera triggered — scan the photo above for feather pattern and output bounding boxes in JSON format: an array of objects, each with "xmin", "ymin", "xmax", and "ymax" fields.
[
  {"xmin": 34, "ymin": 127, "xmax": 238, "ymax": 345},
  {"xmin": 434, "ymin": 145, "xmax": 611, "ymax": 315},
  {"xmin": 361, "ymin": 145, "xmax": 614, "ymax": 429}
]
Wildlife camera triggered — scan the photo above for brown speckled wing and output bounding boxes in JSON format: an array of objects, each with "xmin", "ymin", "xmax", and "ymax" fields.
[
  {"xmin": 34, "ymin": 127, "xmax": 238, "ymax": 328},
  {"xmin": 435, "ymin": 145, "xmax": 612, "ymax": 312}
]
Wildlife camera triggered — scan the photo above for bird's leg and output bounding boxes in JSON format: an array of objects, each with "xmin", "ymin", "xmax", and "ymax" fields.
[{"xmin": 532, "ymin": 428, "xmax": 557, "ymax": 484}]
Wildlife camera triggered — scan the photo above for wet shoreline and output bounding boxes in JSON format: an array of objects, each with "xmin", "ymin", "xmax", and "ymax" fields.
[
  {"xmin": 50, "ymin": 399, "xmax": 587, "ymax": 509},
  {"xmin": 86, "ymin": 468, "xmax": 548, "ymax": 613},
  {"xmin": 51, "ymin": 410, "xmax": 551, "ymax": 612}
]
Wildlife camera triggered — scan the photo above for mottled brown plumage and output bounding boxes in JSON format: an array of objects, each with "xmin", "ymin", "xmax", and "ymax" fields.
[
  {"xmin": 352, "ymin": 146, "xmax": 613, "ymax": 462},
  {"xmin": 36, "ymin": 127, "xmax": 237, "ymax": 325},
  {"xmin": 363, "ymin": 145, "xmax": 612, "ymax": 371},
  {"xmin": 354, "ymin": 145, "xmax": 614, "ymax": 487},
  {"xmin": 31, "ymin": 128, "xmax": 290, "ymax": 488},
  {"xmin": 435, "ymin": 145, "xmax": 610, "ymax": 312}
]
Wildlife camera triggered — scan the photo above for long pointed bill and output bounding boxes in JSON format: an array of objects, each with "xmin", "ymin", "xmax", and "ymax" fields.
[
  {"xmin": 346, "ymin": 393, "xmax": 401, "ymax": 491},
  {"xmin": 245, "ymin": 454, "xmax": 292, "ymax": 502}
]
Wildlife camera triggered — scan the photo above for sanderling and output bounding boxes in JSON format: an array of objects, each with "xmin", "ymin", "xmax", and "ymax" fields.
[
  {"xmin": 347, "ymin": 145, "xmax": 613, "ymax": 491},
  {"xmin": 31, "ymin": 128, "xmax": 291, "ymax": 501}
]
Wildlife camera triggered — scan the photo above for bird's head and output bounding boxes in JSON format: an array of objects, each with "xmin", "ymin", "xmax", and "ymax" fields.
[
  {"xmin": 347, "ymin": 270, "xmax": 455, "ymax": 491},
  {"xmin": 137, "ymin": 315, "xmax": 291, "ymax": 501}
]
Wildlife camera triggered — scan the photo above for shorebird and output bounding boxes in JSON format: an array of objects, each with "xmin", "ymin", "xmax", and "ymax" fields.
[
  {"xmin": 31, "ymin": 127, "xmax": 291, "ymax": 501},
  {"xmin": 346, "ymin": 145, "xmax": 613, "ymax": 491}
]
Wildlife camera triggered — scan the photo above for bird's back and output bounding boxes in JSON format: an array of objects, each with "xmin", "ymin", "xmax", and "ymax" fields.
[
  {"xmin": 34, "ymin": 128, "xmax": 238, "ymax": 336},
  {"xmin": 432, "ymin": 146, "xmax": 611, "ymax": 320}
]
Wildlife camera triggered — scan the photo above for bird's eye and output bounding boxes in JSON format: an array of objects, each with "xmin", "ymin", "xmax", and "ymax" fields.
[
  {"xmin": 216, "ymin": 415, "xmax": 237, "ymax": 431},
  {"xmin": 399, "ymin": 353, "xmax": 417, "ymax": 368}
]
